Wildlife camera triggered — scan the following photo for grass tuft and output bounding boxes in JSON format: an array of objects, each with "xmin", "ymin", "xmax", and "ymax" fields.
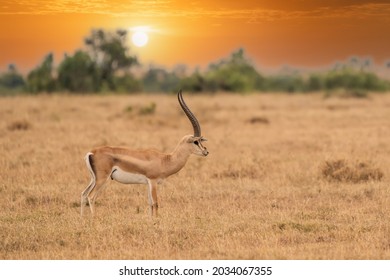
[
  {"xmin": 321, "ymin": 159, "xmax": 384, "ymax": 183},
  {"xmin": 247, "ymin": 116, "xmax": 270, "ymax": 124},
  {"xmin": 7, "ymin": 120, "xmax": 32, "ymax": 131},
  {"xmin": 138, "ymin": 102, "xmax": 156, "ymax": 115}
]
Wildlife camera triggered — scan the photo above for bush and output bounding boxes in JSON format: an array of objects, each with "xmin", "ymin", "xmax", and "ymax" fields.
[
  {"xmin": 0, "ymin": 64, "xmax": 26, "ymax": 94},
  {"xmin": 114, "ymin": 74, "xmax": 142, "ymax": 93},
  {"xmin": 323, "ymin": 69, "xmax": 388, "ymax": 92},
  {"xmin": 180, "ymin": 71, "xmax": 205, "ymax": 92},
  {"xmin": 264, "ymin": 75, "xmax": 305, "ymax": 93},
  {"xmin": 142, "ymin": 67, "xmax": 180, "ymax": 92}
]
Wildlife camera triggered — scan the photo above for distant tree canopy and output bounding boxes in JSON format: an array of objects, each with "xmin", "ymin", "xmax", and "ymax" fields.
[
  {"xmin": 204, "ymin": 48, "xmax": 265, "ymax": 92},
  {"xmin": 26, "ymin": 53, "xmax": 56, "ymax": 93},
  {"xmin": 17, "ymin": 29, "xmax": 139, "ymax": 94},
  {"xmin": 83, "ymin": 29, "xmax": 138, "ymax": 91},
  {"xmin": 142, "ymin": 67, "xmax": 180, "ymax": 92},
  {"xmin": 57, "ymin": 50, "xmax": 96, "ymax": 92},
  {"xmin": 1, "ymin": 28, "xmax": 390, "ymax": 95}
]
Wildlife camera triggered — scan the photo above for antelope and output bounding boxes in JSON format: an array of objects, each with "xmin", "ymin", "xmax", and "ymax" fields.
[{"xmin": 81, "ymin": 90, "xmax": 208, "ymax": 217}]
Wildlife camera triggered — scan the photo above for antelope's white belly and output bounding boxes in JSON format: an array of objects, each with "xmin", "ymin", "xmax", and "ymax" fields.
[{"xmin": 111, "ymin": 166, "xmax": 148, "ymax": 184}]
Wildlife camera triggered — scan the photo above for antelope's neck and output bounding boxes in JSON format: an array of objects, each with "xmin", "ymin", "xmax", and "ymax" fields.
[{"xmin": 162, "ymin": 142, "xmax": 191, "ymax": 177}]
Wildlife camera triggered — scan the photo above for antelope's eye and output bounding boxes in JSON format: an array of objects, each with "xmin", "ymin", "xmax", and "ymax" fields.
[{"xmin": 194, "ymin": 140, "xmax": 199, "ymax": 145}]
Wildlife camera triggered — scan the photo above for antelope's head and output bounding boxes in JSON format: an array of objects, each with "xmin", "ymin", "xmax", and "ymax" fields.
[{"xmin": 178, "ymin": 90, "xmax": 209, "ymax": 157}]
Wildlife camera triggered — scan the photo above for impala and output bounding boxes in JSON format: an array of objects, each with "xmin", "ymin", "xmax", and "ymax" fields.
[{"xmin": 81, "ymin": 90, "xmax": 208, "ymax": 217}]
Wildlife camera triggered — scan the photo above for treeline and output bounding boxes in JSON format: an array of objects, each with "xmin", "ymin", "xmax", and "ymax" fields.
[{"xmin": 1, "ymin": 29, "xmax": 390, "ymax": 95}]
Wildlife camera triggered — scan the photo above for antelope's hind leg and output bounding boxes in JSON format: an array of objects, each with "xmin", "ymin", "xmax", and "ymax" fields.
[
  {"xmin": 81, "ymin": 152, "xmax": 110, "ymax": 217},
  {"xmin": 86, "ymin": 176, "xmax": 110, "ymax": 216}
]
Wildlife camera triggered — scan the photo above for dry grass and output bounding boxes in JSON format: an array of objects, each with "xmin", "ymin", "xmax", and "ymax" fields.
[{"xmin": 1, "ymin": 92, "xmax": 390, "ymax": 260}]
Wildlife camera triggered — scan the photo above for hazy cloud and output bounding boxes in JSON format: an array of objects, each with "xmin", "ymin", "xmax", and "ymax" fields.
[{"xmin": 1, "ymin": 0, "xmax": 390, "ymax": 23}]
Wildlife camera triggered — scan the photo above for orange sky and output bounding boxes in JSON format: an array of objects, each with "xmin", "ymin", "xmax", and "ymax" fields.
[{"xmin": 1, "ymin": 0, "xmax": 390, "ymax": 73}]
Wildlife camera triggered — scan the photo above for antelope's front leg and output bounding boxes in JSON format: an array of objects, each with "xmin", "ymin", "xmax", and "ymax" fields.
[{"xmin": 147, "ymin": 179, "xmax": 158, "ymax": 217}]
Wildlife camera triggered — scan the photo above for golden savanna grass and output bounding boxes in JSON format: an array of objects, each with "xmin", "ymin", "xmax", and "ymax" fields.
[{"xmin": 1, "ymin": 92, "xmax": 390, "ymax": 259}]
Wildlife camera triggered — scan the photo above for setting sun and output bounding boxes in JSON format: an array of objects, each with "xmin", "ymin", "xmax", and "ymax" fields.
[{"xmin": 130, "ymin": 27, "xmax": 149, "ymax": 47}]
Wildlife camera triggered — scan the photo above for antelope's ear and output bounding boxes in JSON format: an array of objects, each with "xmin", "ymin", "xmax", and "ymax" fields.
[{"xmin": 201, "ymin": 137, "xmax": 207, "ymax": 142}]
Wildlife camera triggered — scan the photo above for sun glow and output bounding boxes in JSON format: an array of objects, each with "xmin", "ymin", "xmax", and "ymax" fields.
[{"xmin": 130, "ymin": 26, "xmax": 150, "ymax": 47}]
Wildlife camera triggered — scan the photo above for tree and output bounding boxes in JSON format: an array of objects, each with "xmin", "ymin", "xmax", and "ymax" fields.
[
  {"xmin": 26, "ymin": 53, "xmax": 56, "ymax": 93},
  {"xmin": 57, "ymin": 50, "xmax": 96, "ymax": 92},
  {"xmin": 84, "ymin": 29, "xmax": 138, "ymax": 91},
  {"xmin": 204, "ymin": 48, "xmax": 264, "ymax": 92}
]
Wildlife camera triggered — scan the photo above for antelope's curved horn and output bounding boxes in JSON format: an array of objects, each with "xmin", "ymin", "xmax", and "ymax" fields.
[{"xmin": 177, "ymin": 89, "xmax": 201, "ymax": 137}]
